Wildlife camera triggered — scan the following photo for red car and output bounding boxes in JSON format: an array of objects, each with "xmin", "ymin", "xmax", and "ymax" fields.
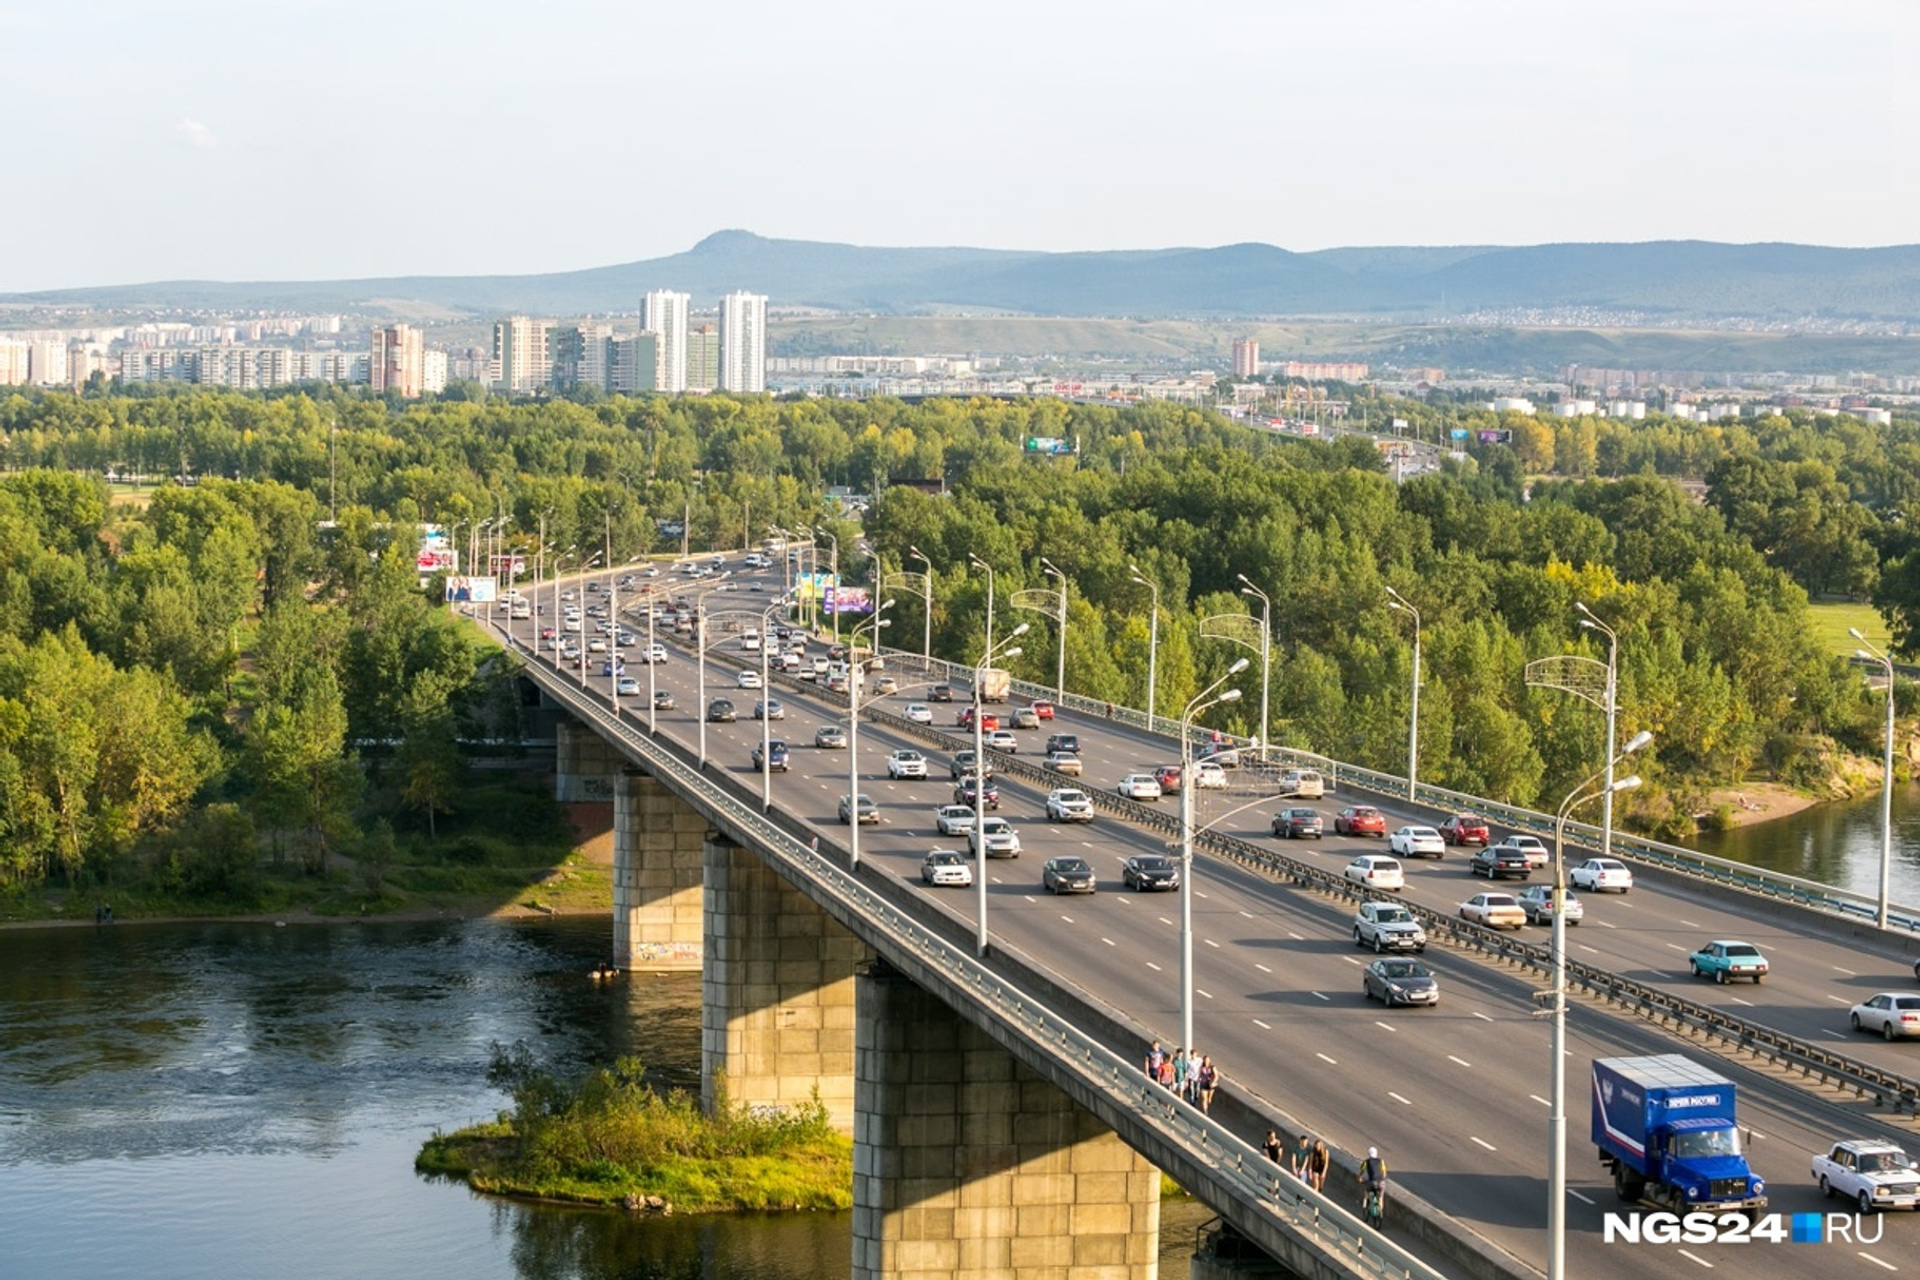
[
  {"xmin": 1153, "ymin": 764, "xmax": 1183, "ymax": 792},
  {"xmin": 1030, "ymin": 700, "xmax": 1056, "ymax": 721},
  {"xmin": 957, "ymin": 707, "xmax": 1001, "ymax": 732},
  {"xmin": 1440, "ymin": 813, "xmax": 1491, "ymax": 846},
  {"xmin": 1335, "ymin": 805, "xmax": 1388, "ymax": 837}
]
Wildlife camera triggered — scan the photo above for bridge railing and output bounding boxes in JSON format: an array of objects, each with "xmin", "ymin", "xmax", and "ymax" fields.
[{"xmin": 491, "ymin": 621, "xmax": 1450, "ymax": 1280}]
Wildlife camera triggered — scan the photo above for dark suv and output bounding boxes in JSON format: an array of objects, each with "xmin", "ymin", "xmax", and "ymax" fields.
[
  {"xmin": 953, "ymin": 776, "xmax": 1000, "ymax": 810},
  {"xmin": 1471, "ymin": 845, "xmax": 1532, "ymax": 880},
  {"xmin": 1045, "ymin": 733, "xmax": 1082, "ymax": 756},
  {"xmin": 706, "ymin": 698, "xmax": 737, "ymax": 723}
]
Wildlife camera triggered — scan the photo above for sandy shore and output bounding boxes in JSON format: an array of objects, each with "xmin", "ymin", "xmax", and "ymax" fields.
[{"xmin": 1700, "ymin": 781, "xmax": 1822, "ymax": 828}]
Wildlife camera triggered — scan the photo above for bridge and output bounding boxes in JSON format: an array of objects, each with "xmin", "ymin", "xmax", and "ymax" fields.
[{"xmin": 482, "ymin": 570, "xmax": 1920, "ymax": 1280}]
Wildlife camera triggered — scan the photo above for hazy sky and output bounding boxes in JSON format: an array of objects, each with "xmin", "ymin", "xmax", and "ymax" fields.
[{"xmin": 3, "ymin": 0, "xmax": 1914, "ymax": 292}]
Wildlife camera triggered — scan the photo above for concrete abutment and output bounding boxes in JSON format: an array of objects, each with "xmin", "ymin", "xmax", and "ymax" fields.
[{"xmin": 611, "ymin": 769, "xmax": 706, "ymax": 971}]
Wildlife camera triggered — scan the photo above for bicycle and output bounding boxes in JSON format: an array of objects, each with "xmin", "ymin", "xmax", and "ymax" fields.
[{"xmin": 1362, "ymin": 1184, "xmax": 1386, "ymax": 1230}]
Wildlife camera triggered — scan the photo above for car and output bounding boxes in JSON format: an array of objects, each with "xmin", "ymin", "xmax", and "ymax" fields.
[
  {"xmin": 615, "ymin": 676, "xmax": 641, "ymax": 696},
  {"xmin": 886, "ymin": 749, "xmax": 927, "ymax": 780},
  {"xmin": 1121, "ymin": 854, "xmax": 1181, "ymax": 892},
  {"xmin": 1514, "ymin": 883, "xmax": 1584, "ymax": 926},
  {"xmin": 1117, "ymin": 774, "xmax": 1164, "ymax": 801},
  {"xmin": 953, "ymin": 775, "xmax": 1000, "ymax": 810},
  {"xmin": 1364, "ymin": 957, "xmax": 1439, "ymax": 1006},
  {"xmin": 1850, "ymin": 993, "xmax": 1920, "ymax": 1041},
  {"xmin": 741, "ymin": 634, "xmax": 760, "ymax": 652},
  {"xmin": 751, "ymin": 740, "xmax": 790, "ymax": 772},
  {"xmin": 1192, "ymin": 761, "xmax": 1229, "ymax": 790},
  {"xmin": 736, "ymin": 669, "xmax": 763, "ymax": 690},
  {"xmin": 1029, "ymin": 700, "xmax": 1055, "ymax": 721},
  {"xmin": 1042, "ymin": 856, "xmax": 1096, "ymax": 895},
  {"xmin": 1569, "ymin": 858, "xmax": 1634, "ymax": 893},
  {"xmin": 706, "ymin": 698, "xmax": 736, "ymax": 722},
  {"xmin": 1812, "ymin": 1140, "xmax": 1920, "ymax": 1212},
  {"xmin": 1489, "ymin": 835, "xmax": 1550, "ymax": 871},
  {"xmin": 957, "ymin": 707, "xmax": 1000, "ymax": 731},
  {"xmin": 751, "ymin": 698, "xmax": 785, "ymax": 721},
  {"xmin": 1459, "ymin": 892, "xmax": 1527, "ymax": 929},
  {"xmin": 653, "ymin": 689, "xmax": 676, "ymax": 711},
  {"xmin": 1012, "ymin": 707, "xmax": 1041, "ymax": 730},
  {"xmin": 949, "ymin": 751, "xmax": 992, "ymax": 780},
  {"xmin": 1470, "ymin": 845, "xmax": 1533, "ymax": 880},
  {"xmin": 921, "ymin": 849, "xmax": 973, "ymax": 888},
  {"xmin": 969, "ymin": 817, "xmax": 1021, "ymax": 858},
  {"xmin": 986, "ymin": 729, "xmax": 1019, "ymax": 753},
  {"xmin": 1045, "ymin": 750, "xmax": 1084, "ymax": 776},
  {"xmin": 814, "ymin": 724, "xmax": 848, "ymax": 749},
  {"xmin": 1272, "ymin": 807, "xmax": 1324, "ymax": 839},
  {"xmin": 929, "ymin": 684, "xmax": 955, "ymax": 702},
  {"xmin": 1195, "ymin": 744, "xmax": 1240, "ymax": 769},
  {"xmin": 828, "ymin": 644, "xmax": 848, "ymax": 662},
  {"xmin": 1344, "ymin": 855, "xmax": 1405, "ymax": 891},
  {"xmin": 837, "ymin": 793, "xmax": 879, "ymax": 825},
  {"xmin": 1353, "ymin": 901, "xmax": 1427, "ymax": 953},
  {"xmin": 869, "ymin": 675, "xmax": 898, "ymax": 697},
  {"xmin": 1045, "ymin": 788, "xmax": 1095, "ymax": 822},
  {"xmin": 1276, "ymin": 768, "xmax": 1325, "ymax": 799},
  {"xmin": 586, "ymin": 637, "xmax": 608, "ymax": 653},
  {"xmin": 811, "ymin": 656, "xmax": 832, "ymax": 676},
  {"xmin": 1388, "ymin": 826, "xmax": 1445, "ymax": 859},
  {"xmin": 1439, "ymin": 813, "xmax": 1491, "ymax": 846},
  {"xmin": 645, "ymin": 643, "xmax": 669, "ymax": 663},
  {"xmin": 1152, "ymin": 764, "xmax": 1183, "ymax": 793},
  {"xmin": 1045, "ymin": 733, "xmax": 1081, "ymax": 756},
  {"xmin": 934, "ymin": 804, "xmax": 977, "ymax": 837},
  {"xmin": 904, "ymin": 702, "xmax": 934, "ymax": 724},
  {"xmin": 1334, "ymin": 806, "xmax": 1388, "ymax": 837},
  {"xmin": 1688, "ymin": 940, "xmax": 1769, "ymax": 984}
]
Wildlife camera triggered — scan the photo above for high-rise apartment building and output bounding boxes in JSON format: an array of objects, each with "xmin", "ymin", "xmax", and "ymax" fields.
[
  {"xmin": 717, "ymin": 292, "xmax": 767, "ymax": 393},
  {"xmin": 371, "ymin": 323, "xmax": 425, "ymax": 398},
  {"xmin": 421, "ymin": 350, "xmax": 448, "ymax": 395},
  {"xmin": 610, "ymin": 333, "xmax": 659, "ymax": 394},
  {"xmin": 491, "ymin": 316, "xmax": 551, "ymax": 393},
  {"xmin": 1232, "ymin": 339, "xmax": 1260, "ymax": 378},
  {"xmin": 549, "ymin": 323, "xmax": 613, "ymax": 391},
  {"xmin": 685, "ymin": 324, "xmax": 719, "ymax": 392},
  {"xmin": 0, "ymin": 343, "xmax": 28, "ymax": 386},
  {"xmin": 642, "ymin": 290, "xmax": 689, "ymax": 392}
]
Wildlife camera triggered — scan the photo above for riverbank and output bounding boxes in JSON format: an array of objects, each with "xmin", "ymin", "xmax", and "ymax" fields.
[{"xmin": 1700, "ymin": 782, "xmax": 1823, "ymax": 829}]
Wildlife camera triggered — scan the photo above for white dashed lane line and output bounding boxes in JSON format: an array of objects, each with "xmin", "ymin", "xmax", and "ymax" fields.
[
  {"xmin": 1856, "ymin": 1252, "xmax": 1896, "ymax": 1272},
  {"xmin": 1198, "ymin": 989, "xmax": 1214, "ymax": 1000},
  {"xmin": 1375, "ymin": 1022, "xmax": 1397, "ymax": 1033},
  {"xmin": 1204, "ymin": 939, "xmax": 1220, "ymax": 949},
  {"xmin": 1568, "ymin": 1190, "xmax": 1596, "ymax": 1206},
  {"xmin": 1252, "ymin": 1019, "xmax": 1272, "ymax": 1030},
  {"xmin": 1676, "ymin": 1249, "xmax": 1714, "ymax": 1269},
  {"xmin": 1315, "ymin": 1052, "xmax": 1337, "ymax": 1066},
  {"xmin": 1254, "ymin": 964, "xmax": 1272, "ymax": 974},
  {"xmin": 1146, "ymin": 962, "xmax": 1162, "ymax": 972},
  {"xmin": 1447, "ymin": 1055, "xmax": 1472, "ymax": 1068},
  {"xmin": 1388, "ymin": 1092, "xmax": 1413, "ymax": 1106},
  {"xmin": 1470, "ymin": 1137, "xmax": 1496, "ymax": 1152},
  {"xmin": 1239, "ymin": 911, "xmax": 1255, "ymax": 919},
  {"xmin": 1101, "ymin": 937, "xmax": 1116, "ymax": 947},
  {"xmin": 1472, "ymin": 1012, "xmax": 1494, "ymax": 1022},
  {"xmin": 1530, "ymin": 1095, "xmax": 1549, "ymax": 1107},
  {"xmin": 1311, "ymin": 991, "xmax": 1330, "ymax": 1002}
]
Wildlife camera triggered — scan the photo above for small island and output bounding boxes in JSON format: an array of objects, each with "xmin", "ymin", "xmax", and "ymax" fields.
[{"xmin": 417, "ymin": 1044, "xmax": 852, "ymax": 1213}]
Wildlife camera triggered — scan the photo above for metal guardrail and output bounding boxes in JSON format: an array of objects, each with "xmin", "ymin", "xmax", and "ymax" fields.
[{"xmin": 490, "ymin": 620, "xmax": 1446, "ymax": 1280}]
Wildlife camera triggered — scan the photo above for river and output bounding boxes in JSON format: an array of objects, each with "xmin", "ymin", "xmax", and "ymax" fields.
[
  {"xmin": 1686, "ymin": 781, "xmax": 1920, "ymax": 907},
  {"xmin": 0, "ymin": 915, "xmax": 1214, "ymax": 1279}
]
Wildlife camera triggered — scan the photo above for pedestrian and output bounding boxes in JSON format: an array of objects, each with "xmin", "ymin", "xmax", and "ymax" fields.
[
  {"xmin": 1263, "ymin": 1130, "xmax": 1283, "ymax": 1164},
  {"xmin": 809, "ymin": 835, "xmax": 819, "ymax": 854},
  {"xmin": 1171, "ymin": 1047, "xmax": 1188, "ymax": 1097},
  {"xmin": 1185, "ymin": 1048, "xmax": 1202, "ymax": 1103},
  {"xmin": 1196, "ymin": 1055, "xmax": 1218, "ymax": 1114},
  {"xmin": 1156, "ymin": 1053, "xmax": 1174, "ymax": 1090},
  {"xmin": 1307, "ymin": 1136, "xmax": 1331, "ymax": 1193},
  {"xmin": 1144, "ymin": 1039, "xmax": 1165, "ymax": 1080},
  {"xmin": 1289, "ymin": 1132, "xmax": 1312, "ymax": 1182}
]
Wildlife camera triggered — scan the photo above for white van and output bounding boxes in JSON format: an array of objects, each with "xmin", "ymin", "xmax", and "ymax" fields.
[{"xmin": 1278, "ymin": 769, "xmax": 1325, "ymax": 799}]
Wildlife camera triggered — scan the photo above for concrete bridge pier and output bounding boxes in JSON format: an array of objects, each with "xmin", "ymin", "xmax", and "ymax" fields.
[
  {"xmin": 702, "ymin": 834, "xmax": 868, "ymax": 1134},
  {"xmin": 852, "ymin": 961, "xmax": 1162, "ymax": 1280},
  {"xmin": 610, "ymin": 769, "xmax": 706, "ymax": 971},
  {"xmin": 555, "ymin": 716, "xmax": 624, "ymax": 802}
]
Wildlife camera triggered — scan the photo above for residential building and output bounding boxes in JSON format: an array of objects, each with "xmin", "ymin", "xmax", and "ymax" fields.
[
  {"xmin": 1232, "ymin": 339, "xmax": 1260, "ymax": 378},
  {"xmin": 421, "ymin": 350, "xmax": 448, "ymax": 395},
  {"xmin": 26, "ymin": 341, "xmax": 69, "ymax": 387},
  {"xmin": 0, "ymin": 342, "xmax": 27, "ymax": 386},
  {"xmin": 717, "ymin": 292, "xmax": 767, "ymax": 392},
  {"xmin": 550, "ymin": 323, "xmax": 613, "ymax": 391},
  {"xmin": 1280, "ymin": 361, "xmax": 1368, "ymax": 381},
  {"xmin": 370, "ymin": 323, "xmax": 425, "ymax": 398},
  {"xmin": 491, "ymin": 316, "xmax": 551, "ymax": 394},
  {"xmin": 685, "ymin": 323, "xmax": 719, "ymax": 392},
  {"xmin": 642, "ymin": 289, "xmax": 689, "ymax": 392},
  {"xmin": 610, "ymin": 332, "xmax": 659, "ymax": 394}
]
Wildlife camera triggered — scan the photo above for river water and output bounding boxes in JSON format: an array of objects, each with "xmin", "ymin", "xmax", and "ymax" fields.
[
  {"xmin": 1686, "ymin": 781, "xmax": 1920, "ymax": 907},
  {"xmin": 0, "ymin": 915, "xmax": 1213, "ymax": 1280}
]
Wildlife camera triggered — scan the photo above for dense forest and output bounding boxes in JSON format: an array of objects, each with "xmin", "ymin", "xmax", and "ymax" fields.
[{"xmin": 0, "ymin": 382, "xmax": 1912, "ymax": 905}]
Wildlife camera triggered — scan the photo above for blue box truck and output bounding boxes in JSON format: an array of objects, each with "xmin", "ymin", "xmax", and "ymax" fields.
[{"xmin": 1593, "ymin": 1055, "xmax": 1767, "ymax": 1213}]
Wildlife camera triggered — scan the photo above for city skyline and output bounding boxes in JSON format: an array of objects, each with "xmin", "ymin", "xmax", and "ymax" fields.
[{"xmin": 1, "ymin": 1, "xmax": 1914, "ymax": 292}]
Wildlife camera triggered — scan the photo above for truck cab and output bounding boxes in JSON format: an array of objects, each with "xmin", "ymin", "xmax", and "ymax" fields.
[{"xmin": 1593, "ymin": 1055, "xmax": 1767, "ymax": 1214}]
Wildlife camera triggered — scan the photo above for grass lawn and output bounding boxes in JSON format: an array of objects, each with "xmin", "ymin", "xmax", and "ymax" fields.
[{"xmin": 1806, "ymin": 600, "xmax": 1887, "ymax": 658}]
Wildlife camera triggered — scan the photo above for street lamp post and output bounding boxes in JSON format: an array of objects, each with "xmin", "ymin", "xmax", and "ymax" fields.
[
  {"xmin": 813, "ymin": 527, "xmax": 840, "ymax": 645},
  {"xmin": 1548, "ymin": 730, "xmax": 1652, "ymax": 1280},
  {"xmin": 576, "ymin": 554, "xmax": 602, "ymax": 690},
  {"xmin": 1042, "ymin": 557, "xmax": 1068, "ymax": 704},
  {"xmin": 1179, "ymin": 658, "xmax": 1249, "ymax": 1051},
  {"xmin": 552, "ymin": 546, "xmax": 577, "ymax": 671},
  {"xmin": 973, "ymin": 624, "xmax": 1028, "ymax": 956},
  {"xmin": 847, "ymin": 602, "xmax": 894, "ymax": 869},
  {"xmin": 909, "ymin": 545, "xmax": 934, "ymax": 665},
  {"xmin": 1385, "ymin": 586, "xmax": 1421, "ymax": 800},
  {"xmin": 759, "ymin": 600, "xmax": 781, "ymax": 811},
  {"xmin": 1577, "ymin": 603, "xmax": 1622, "ymax": 863},
  {"xmin": 646, "ymin": 582, "xmax": 660, "ymax": 734},
  {"xmin": 1237, "ymin": 574, "xmax": 1272, "ymax": 760},
  {"xmin": 968, "ymin": 553, "xmax": 995, "ymax": 659},
  {"xmin": 1852, "ymin": 628, "xmax": 1897, "ymax": 930},
  {"xmin": 1129, "ymin": 565, "xmax": 1159, "ymax": 734},
  {"xmin": 692, "ymin": 575, "xmax": 732, "ymax": 767}
]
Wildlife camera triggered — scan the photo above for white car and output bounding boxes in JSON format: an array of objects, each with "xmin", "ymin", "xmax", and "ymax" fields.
[
  {"xmin": 1569, "ymin": 857, "xmax": 1634, "ymax": 893},
  {"xmin": 742, "ymin": 634, "xmax": 761, "ymax": 652},
  {"xmin": 586, "ymin": 637, "xmax": 608, "ymax": 653},
  {"xmin": 1045, "ymin": 788, "xmax": 1095, "ymax": 822},
  {"xmin": 1850, "ymin": 993, "xmax": 1920, "ymax": 1040},
  {"xmin": 921, "ymin": 849, "xmax": 974, "ymax": 888},
  {"xmin": 736, "ymin": 669, "xmax": 763, "ymax": 690},
  {"xmin": 645, "ymin": 643, "xmax": 668, "ymax": 663},
  {"xmin": 1812, "ymin": 1140, "xmax": 1920, "ymax": 1212},
  {"xmin": 1459, "ymin": 892, "xmax": 1527, "ymax": 929},
  {"xmin": 1192, "ymin": 761, "xmax": 1229, "ymax": 790},
  {"xmin": 614, "ymin": 676, "xmax": 641, "ymax": 696},
  {"xmin": 904, "ymin": 703, "xmax": 934, "ymax": 724},
  {"xmin": 986, "ymin": 729, "xmax": 1019, "ymax": 753},
  {"xmin": 887, "ymin": 750, "xmax": 928, "ymax": 780},
  {"xmin": 934, "ymin": 804, "xmax": 977, "ymax": 836},
  {"xmin": 1388, "ymin": 826, "xmax": 1446, "ymax": 859},
  {"xmin": 969, "ymin": 817, "xmax": 1022, "ymax": 858},
  {"xmin": 1495, "ymin": 835, "xmax": 1551, "ymax": 870},
  {"xmin": 1117, "ymin": 774, "xmax": 1164, "ymax": 801},
  {"xmin": 1345, "ymin": 855, "xmax": 1405, "ymax": 892}
]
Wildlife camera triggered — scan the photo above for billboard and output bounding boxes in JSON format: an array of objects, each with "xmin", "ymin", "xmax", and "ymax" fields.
[
  {"xmin": 489, "ymin": 553, "xmax": 528, "ymax": 578},
  {"xmin": 824, "ymin": 585, "xmax": 873, "ymax": 615},
  {"xmin": 417, "ymin": 547, "xmax": 459, "ymax": 573},
  {"xmin": 1449, "ymin": 428, "xmax": 1470, "ymax": 441},
  {"xmin": 1477, "ymin": 429, "xmax": 1511, "ymax": 444},
  {"xmin": 445, "ymin": 575, "xmax": 499, "ymax": 603},
  {"xmin": 1024, "ymin": 436, "xmax": 1076, "ymax": 456},
  {"xmin": 793, "ymin": 571, "xmax": 835, "ymax": 604}
]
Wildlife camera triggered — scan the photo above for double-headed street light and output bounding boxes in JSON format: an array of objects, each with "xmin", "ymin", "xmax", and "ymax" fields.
[
  {"xmin": 1577, "ymin": 603, "xmax": 1622, "ymax": 862},
  {"xmin": 1128, "ymin": 564, "xmax": 1159, "ymax": 734},
  {"xmin": 1851, "ymin": 627, "xmax": 1897, "ymax": 931},
  {"xmin": 847, "ymin": 601, "xmax": 895, "ymax": 870},
  {"xmin": 1385, "ymin": 586, "xmax": 1421, "ymax": 800},
  {"xmin": 908, "ymin": 545, "xmax": 934, "ymax": 663},
  {"xmin": 974, "ymin": 623, "xmax": 1029, "ymax": 956},
  {"xmin": 1237, "ymin": 574, "xmax": 1272, "ymax": 761},
  {"xmin": 1548, "ymin": 729, "xmax": 1652, "ymax": 1280},
  {"xmin": 758, "ymin": 599, "xmax": 785, "ymax": 811},
  {"xmin": 575, "ymin": 553, "xmax": 603, "ymax": 689},
  {"xmin": 1179, "ymin": 657, "xmax": 1249, "ymax": 1051},
  {"xmin": 693, "ymin": 574, "xmax": 733, "ymax": 768},
  {"xmin": 967, "ymin": 553, "xmax": 997, "ymax": 657}
]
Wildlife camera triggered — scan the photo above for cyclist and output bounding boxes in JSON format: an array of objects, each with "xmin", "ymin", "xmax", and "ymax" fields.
[{"xmin": 1358, "ymin": 1146, "xmax": 1388, "ymax": 1226}]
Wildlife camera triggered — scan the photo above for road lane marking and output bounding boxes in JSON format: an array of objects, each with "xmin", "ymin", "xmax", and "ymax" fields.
[
  {"xmin": 1205, "ymin": 938, "xmax": 1220, "ymax": 948},
  {"xmin": 1730, "ymin": 997, "xmax": 1753, "ymax": 1006},
  {"xmin": 1253, "ymin": 1019, "xmax": 1272, "ymax": 1030},
  {"xmin": 1059, "ymin": 915, "xmax": 1075, "ymax": 924},
  {"xmin": 1470, "ymin": 1136, "xmax": 1496, "ymax": 1151},
  {"xmin": 1311, "ymin": 991, "xmax": 1329, "ymax": 1001},
  {"xmin": 1239, "ymin": 910, "xmax": 1255, "ymax": 919},
  {"xmin": 1388, "ymin": 1092, "xmax": 1412, "ymax": 1106},
  {"xmin": 1101, "ymin": 937, "xmax": 1116, "ymax": 947},
  {"xmin": 1199, "ymin": 989, "xmax": 1214, "ymax": 999},
  {"xmin": 1596, "ymin": 920, "xmax": 1617, "ymax": 928},
  {"xmin": 1375, "ymin": 1021, "xmax": 1397, "ymax": 1033},
  {"xmin": 1676, "ymin": 1249, "xmax": 1714, "ymax": 1269},
  {"xmin": 1826, "ymin": 994, "xmax": 1852, "ymax": 1004},
  {"xmin": 1254, "ymin": 963, "xmax": 1272, "ymax": 974},
  {"xmin": 1530, "ymin": 1094, "xmax": 1550, "ymax": 1106},
  {"xmin": 1448, "ymin": 1055, "xmax": 1472, "ymax": 1068},
  {"xmin": 1833, "ymin": 964, "xmax": 1858, "ymax": 976},
  {"xmin": 1568, "ymin": 1190, "xmax": 1596, "ymax": 1205},
  {"xmin": 1857, "ymin": 1252, "xmax": 1896, "ymax": 1272},
  {"xmin": 1679, "ymin": 919, "xmax": 1701, "ymax": 928},
  {"xmin": 1315, "ymin": 1052, "xmax": 1337, "ymax": 1065},
  {"xmin": 1665, "ymin": 943, "xmax": 1687, "ymax": 952},
  {"xmin": 1196, "ymin": 891, "xmax": 1209, "ymax": 899},
  {"xmin": 1578, "ymin": 944, "xmax": 1600, "ymax": 954},
  {"xmin": 1287, "ymin": 931, "xmax": 1305, "ymax": 940},
  {"xmin": 1159, "ymin": 917, "xmax": 1174, "ymax": 926},
  {"xmin": 1472, "ymin": 1012, "xmax": 1494, "ymax": 1022},
  {"xmin": 1343, "ymin": 956, "xmax": 1362, "ymax": 966},
  {"xmin": 1146, "ymin": 962, "xmax": 1162, "ymax": 971}
]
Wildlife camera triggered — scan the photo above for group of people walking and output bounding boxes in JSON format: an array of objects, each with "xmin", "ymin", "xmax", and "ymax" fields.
[{"xmin": 1142, "ymin": 1040, "xmax": 1219, "ymax": 1114}]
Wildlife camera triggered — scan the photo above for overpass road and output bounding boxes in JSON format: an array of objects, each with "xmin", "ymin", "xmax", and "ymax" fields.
[{"xmin": 494, "ymin": 567, "xmax": 1920, "ymax": 1280}]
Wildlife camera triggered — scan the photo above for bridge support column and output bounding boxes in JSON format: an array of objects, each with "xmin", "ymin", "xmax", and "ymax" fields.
[
  {"xmin": 702, "ymin": 834, "xmax": 866, "ymax": 1133},
  {"xmin": 611, "ymin": 769, "xmax": 705, "ymax": 971},
  {"xmin": 852, "ymin": 962, "xmax": 1160, "ymax": 1280},
  {"xmin": 555, "ymin": 716, "xmax": 623, "ymax": 802}
]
